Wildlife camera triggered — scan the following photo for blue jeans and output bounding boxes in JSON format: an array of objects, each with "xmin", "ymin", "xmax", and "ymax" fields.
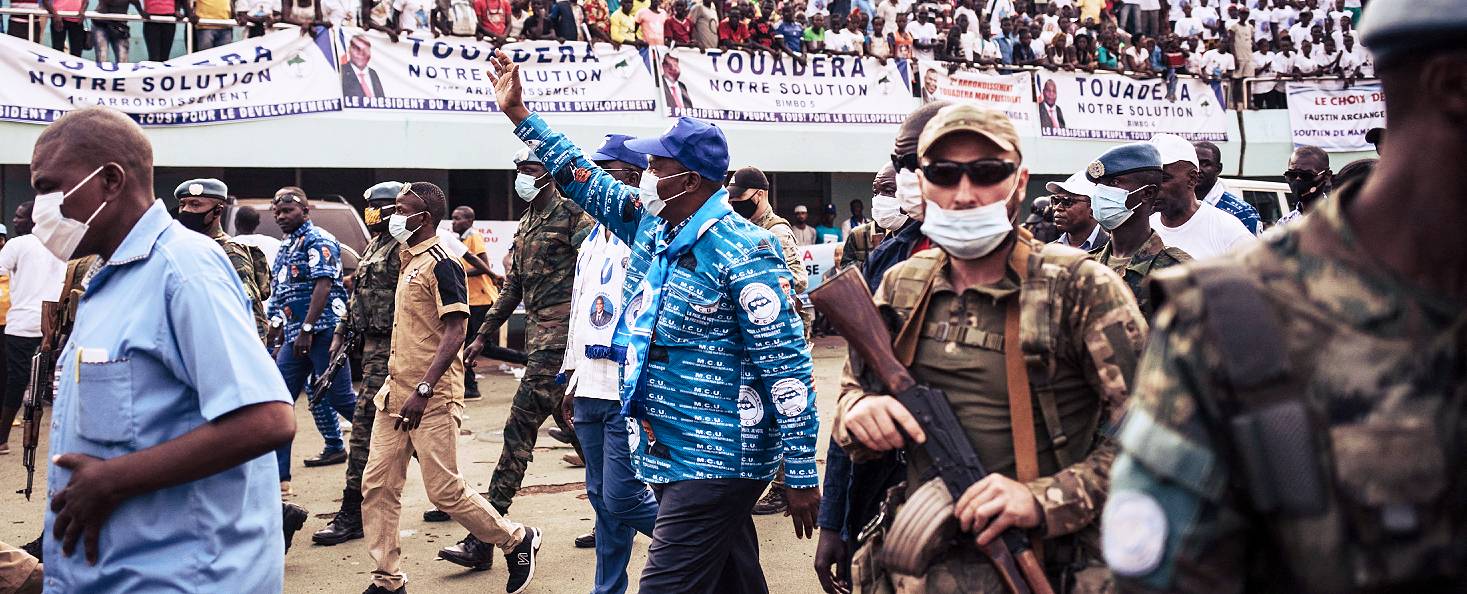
[
  {"xmin": 273, "ymin": 327, "xmax": 356, "ymax": 481},
  {"xmin": 193, "ymin": 27, "xmax": 232, "ymax": 51},
  {"xmin": 573, "ymin": 397, "xmax": 659, "ymax": 594}
]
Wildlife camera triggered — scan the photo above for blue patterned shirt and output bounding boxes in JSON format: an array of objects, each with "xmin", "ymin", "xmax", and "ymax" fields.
[
  {"xmin": 266, "ymin": 220, "xmax": 349, "ymax": 342},
  {"xmin": 516, "ymin": 113, "xmax": 819, "ymax": 488},
  {"xmin": 1203, "ymin": 186, "xmax": 1262, "ymax": 236}
]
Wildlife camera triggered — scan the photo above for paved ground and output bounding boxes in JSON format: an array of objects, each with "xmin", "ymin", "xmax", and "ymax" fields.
[{"xmin": 1, "ymin": 336, "xmax": 853, "ymax": 594}]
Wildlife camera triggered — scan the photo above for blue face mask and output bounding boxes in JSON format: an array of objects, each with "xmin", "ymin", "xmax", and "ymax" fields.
[{"xmin": 1091, "ymin": 183, "xmax": 1152, "ymax": 231}]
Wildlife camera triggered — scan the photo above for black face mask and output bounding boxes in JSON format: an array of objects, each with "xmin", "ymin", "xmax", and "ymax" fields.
[
  {"xmin": 732, "ymin": 196, "xmax": 759, "ymax": 220},
  {"xmin": 1287, "ymin": 172, "xmax": 1326, "ymax": 203},
  {"xmin": 176, "ymin": 205, "xmax": 219, "ymax": 233}
]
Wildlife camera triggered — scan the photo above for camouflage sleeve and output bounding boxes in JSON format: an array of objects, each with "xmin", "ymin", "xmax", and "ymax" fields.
[
  {"xmin": 770, "ymin": 222, "xmax": 808, "ymax": 294},
  {"xmin": 249, "ymin": 246, "xmax": 271, "ymax": 301},
  {"xmin": 1107, "ymin": 286, "xmax": 1248, "ymax": 594},
  {"xmin": 225, "ymin": 243, "xmax": 269, "ymax": 340},
  {"xmin": 570, "ymin": 212, "xmax": 595, "ymax": 247},
  {"xmin": 839, "ymin": 227, "xmax": 860, "ymax": 269},
  {"xmin": 1026, "ymin": 260, "xmax": 1149, "ymax": 538}
]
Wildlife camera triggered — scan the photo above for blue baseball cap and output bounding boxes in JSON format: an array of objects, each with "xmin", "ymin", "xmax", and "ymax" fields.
[
  {"xmin": 591, "ymin": 134, "xmax": 648, "ymax": 168},
  {"xmin": 1086, "ymin": 143, "xmax": 1162, "ymax": 182},
  {"xmin": 623, "ymin": 117, "xmax": 730, "ymax": 183}
]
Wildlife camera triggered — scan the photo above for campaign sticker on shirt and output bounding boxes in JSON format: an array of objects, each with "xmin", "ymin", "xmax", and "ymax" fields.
[
  {"xmin": 308, "ymin": 249, "xmax": 321, "ymax": 267},
  {"xmin": 625, "ymin": 284, "xmax": 649, "ymax": 325},
  {"xmin": 331, "ymin": 297, "xmax": 346, "ymax": 317},
  {"xmin": 1102, "ymin": 490, "xmax": 1168, "ymax": 577},
  {"xmin": 627, "ymin": 417, "xmax": 640, "ymax": 451},
  {"xmin": 737, "ymin": 385, "xmax": 764, "ymax": 427},
  {"xmin": 588, "ymin": 293, "xmax": 616, "ymax": 329},
  {"xmin": 277, "ymin": 267, "xmax": 287, "ymax": 283},
  {"xmin": 738, "ymin": 283, "xmax": 781, "ymax": 326},
  {"xmin": 770, "ymin": 377, "xmax": 808, "ymax": 417},
  {"xmin": 574, "ymin": 167, "xmax": 592, "ymax": 183},
  {"xmin": 320, "ymin": 245, "xmax": 332, "ymax": 263}
]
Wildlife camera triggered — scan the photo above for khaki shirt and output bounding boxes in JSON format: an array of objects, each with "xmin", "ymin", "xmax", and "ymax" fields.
[{"xmin": 375, "ymin": 236, "xmax": 469, "ymax": 414}]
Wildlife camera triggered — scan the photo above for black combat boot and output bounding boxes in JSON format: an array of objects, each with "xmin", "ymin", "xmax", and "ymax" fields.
[{"xmin": 313, "ymin": 488, "xmax": 364, "ymax": 546}]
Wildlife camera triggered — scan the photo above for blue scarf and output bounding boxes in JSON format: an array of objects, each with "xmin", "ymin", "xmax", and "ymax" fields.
[{"xmin": 616, "ymin": 190, "xmax": 732, "ymax": 418}]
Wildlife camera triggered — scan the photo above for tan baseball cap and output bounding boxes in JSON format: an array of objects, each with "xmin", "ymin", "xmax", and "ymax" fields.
[{"xmin": 917, "ymin": 104, "xmax": 1022, "ymax": 160}]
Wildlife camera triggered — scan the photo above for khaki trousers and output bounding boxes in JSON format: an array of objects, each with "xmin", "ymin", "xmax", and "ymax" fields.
[
  {"xmin": 362, "ymin": 399, "xmax": 525, "ymax": 589},
  {"xmin": 0, "ymin": 541, "xmax": 41, "ymax": 594}
]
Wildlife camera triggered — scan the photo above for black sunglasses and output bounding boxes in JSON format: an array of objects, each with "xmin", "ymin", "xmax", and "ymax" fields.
[
  {"xmin": 1050, "ymin": 195, "xmax": 1090, "ymax": 208},
  {"xmin": 891, "ymin": 152, "xmax": 919, "ymax": 172},
  {"xmin": 1283, "ymin": 169, "xmax": 1321, "ymax": 181},
  {"xmin": 920, "ymin": 159, "xmax": 1018, "ymax": 187}
]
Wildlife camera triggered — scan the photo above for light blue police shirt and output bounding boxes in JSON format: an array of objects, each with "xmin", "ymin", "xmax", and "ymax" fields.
[{"xmin": 44, "ymin": 201, "xmax": 291, "ymax": 593}]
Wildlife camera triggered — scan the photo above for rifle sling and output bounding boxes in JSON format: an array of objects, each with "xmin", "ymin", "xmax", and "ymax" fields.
[{"xmin": 1006, "ymin": 237, "xmax": 1044, "ymax": 563}]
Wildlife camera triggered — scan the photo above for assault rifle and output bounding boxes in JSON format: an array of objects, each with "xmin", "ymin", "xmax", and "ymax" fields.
[
  {"xmin": 310, "ymin": 330, "xmax": 357, "ymax": 407},
  {"xmin": 17, "ymin": 301, "xmax": 62, "ymax": 501},
  {"xmin": 810, "ymin": 267, "xmax": 1054, "ymax": 594},
  {"xmin": 476, "ymin": 344, "xmax": 528, "ymax": 366}
]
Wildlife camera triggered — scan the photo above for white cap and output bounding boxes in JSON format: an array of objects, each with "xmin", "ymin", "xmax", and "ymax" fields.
[
  {"xmin": 1045, "ymin": 170, "xmax": 1096, "ymax": 197},
  {"xmin": 513, "ymin": 140, "xmax": 543, "ymax": 165},
  {"xmin": 0, "ymin": 224, "xmax": 7, "ymax": 235},
  {"xmin": 1148, "ymin": 133, "xmax": 1199, "ymax": 169},
  {"xmin": 794, "ymin": 205, "xmax": 809, "ymax": 213}
]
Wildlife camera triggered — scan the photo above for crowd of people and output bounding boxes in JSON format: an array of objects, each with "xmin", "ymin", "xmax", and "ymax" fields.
[
  {"xmin": 5, "ymin": 0, "xmax": 1372, "ymax": 108},
  {"xmin": 1, "ymin": 1, "xmax": 1464, "ymax": 594}
]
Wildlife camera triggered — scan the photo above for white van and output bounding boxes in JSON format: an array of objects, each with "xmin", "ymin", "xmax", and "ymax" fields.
[{"xmin": 1222, "ymin": 178, "xmax": 1293, "ymax": 229}]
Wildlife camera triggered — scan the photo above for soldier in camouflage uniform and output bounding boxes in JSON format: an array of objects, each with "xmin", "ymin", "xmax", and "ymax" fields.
[
  {"xmin": 172, "ymin": 179, "xmax": 271, "ymax": 339},
  {"xmin": 1070, "ymin": 146, "xmax": 1193, "ymax": 319},
  {"xmin": 833, "ymin": 105, "xmax": 1147, "ymax": 594},
  {"xmin": 465, "ymin": 146, "xmax": 593, "ymax": 515},
  {"xmin": 1102, "ymin": 5, "xmax": 1467, "ymax": 591},
  {"xmin": 311, "ymin": 181, "xmax": 403, "ymax": 546},
  {"xmin": 727, "ymin": 165, "xmax": 812, "ymax": 515}
]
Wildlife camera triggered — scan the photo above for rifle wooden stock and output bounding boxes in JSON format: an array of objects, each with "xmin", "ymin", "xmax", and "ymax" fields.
[
  {"xmin": 479, "ymin": 345, "xmax": 529, "ymax": 366},
  {"xmin": 808, "ymin": 267, "xmax": 915, "ymax": 395}
]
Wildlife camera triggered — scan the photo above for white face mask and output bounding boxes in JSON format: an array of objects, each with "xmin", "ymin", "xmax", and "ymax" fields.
[
  {"xmin": 33, "ymin": 164, "xmax": 108, "ymax": 261},
  {"xmin": 895, "ymin": 168, "xmax": 925, "ymax": 221},
  {"xmin": 640, "ymin": 169, "xmax": 692, "ymax": 218},
  {"xmin": 871, "ymin": 193, "xmax": 908, "ymax": 230},
  {"xmin": 1091, "ymin": 183, "xmax": 1150, "ymax": 231},
  {"xmin": 920, "ymin": 178, "xmax": 1020, "ymax": 260},
  {"xmin": 515, "ymin": 172, "xmax": 547, "ymax": 202},
  {"xmin": 387, "ymin": 211, "xmax": 422, "ymax": 244}
]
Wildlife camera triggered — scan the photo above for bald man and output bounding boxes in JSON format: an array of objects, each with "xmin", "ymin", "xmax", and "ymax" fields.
[{"xmin": 28, "ymin": 107, "xmax": 295, "ymax": 592}]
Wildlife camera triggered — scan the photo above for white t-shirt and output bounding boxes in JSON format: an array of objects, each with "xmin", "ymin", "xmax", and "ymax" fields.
[
  {"xmin": 0, "ymin": 235, "xmax": 66, "ymax": 338},
  {"xmin": 1251, "ymin": 50, "xmax": 1276, "ymax": 93},
  {"xmin": 905, "ymin": 20, "xmax": 938, "ymax": 60},
  {"xmin": 393, "ymin": 0, "xmax": 430, "ymax": 32},
  {"xmin": 1150, "ymin": 202, "xmax": 1256, "ymax": 261},
  {"xmin": 826, "ymin": 28, "xmax": 862, "ymax": 52},
  {"xmin": 1174, "ymin": 16, "xmax": 1203, "ymax": 37},
  {"xmin": 1201, "ymin": 48, "xmax": 1236, "ymax": 77},
  {"xmin": 231, "ymin": 234, "xmax": 279, "ymax": 269}
]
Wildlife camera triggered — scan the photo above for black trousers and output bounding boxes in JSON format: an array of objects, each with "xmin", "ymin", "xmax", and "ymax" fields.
[
  {"xmin": 142, "ymin": 21, "xmax": 175, "ymax": 61},
  {"xmin": 463, "ymin": 303, "xmax": 490, "ymax": 397},
  {"xmin": 49, "ymin": 20, "xmax": 86, "ymax": 56},
  {"xmin": 4, "ymin": 335, "xmax": 40, "ymax": 410},
  {"xmin": 640, "ymin": 478, "xmax": 770, "ymax": 594}
]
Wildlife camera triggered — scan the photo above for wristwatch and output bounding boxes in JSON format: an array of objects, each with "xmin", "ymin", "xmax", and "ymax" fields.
[
  {"xmin": 270, "ymin": 316, "xmax": 284, "ymax": 329},
  {"xmin": 301, "ymin": 322, "xmax": 316, "ymax": 334},
  {"xmin": 415, "ymin": 382, "xmax": 432, "ymax": 398}
]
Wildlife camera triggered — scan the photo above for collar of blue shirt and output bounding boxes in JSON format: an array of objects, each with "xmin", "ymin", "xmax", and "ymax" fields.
[{"xmin": 104, "ymin": 200, "xmax": 172, "ymax": 267}]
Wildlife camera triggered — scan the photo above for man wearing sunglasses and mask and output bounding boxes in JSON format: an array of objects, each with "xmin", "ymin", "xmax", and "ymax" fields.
[
  {"xmin": 312, "ymin": 181, "xmax": 404, "ymax": 547},
  {"xmin": 1276, "ymin": 144, "xmax": 1331, "ymax": 227},
  {"xmin": 172, "ymin": 178, "xmax": 272, "ymax": 340},
  {"xmin": 834, "ymin": 104, "xmax": 1147, "ymax": 593},
  {"xmin": 1084, "ymin": 144, "xmax": 1193, "ymax": 319},
  {"xmin": 484, "ymin": 49, "xmax": 818, "ymax": 594},
  {"xmin": 28, "ymin": 106, "xmax": 296, "ymax": 593},
  {"xmin": 457, "ymin": 145, "xmax": 591, "ymax": 534}
]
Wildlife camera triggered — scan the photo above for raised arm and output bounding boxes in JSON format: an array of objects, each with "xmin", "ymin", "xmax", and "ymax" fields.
[{"xmin": 489, "ymin": 49, "xmax": 646, "ymax": 243}]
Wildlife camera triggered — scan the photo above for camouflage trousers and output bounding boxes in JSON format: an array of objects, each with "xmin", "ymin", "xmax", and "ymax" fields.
[
  {"xmin": 345, "ymin": 335, "xmax": 390, "ymax": 495},
  {"xmin": 486, "ymin": 348, "xmax": 582, "ymax": 514}
]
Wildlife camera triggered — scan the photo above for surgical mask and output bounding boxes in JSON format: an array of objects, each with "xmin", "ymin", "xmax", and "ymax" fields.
[
  {"xmin": 515, "ymin": 173, "xmax": 547, "ymax": 202},
  {"xmin": 33, "ymin": 165, "xmax": 108, "ymax": 261},
  {"xmin": 895, "ymin": 169, "xmax": 925, "ymax": 220},
  {"xmin": 871, "ymin": 193, "xmax": 908, "ymax": 230},
  {"xmin": 1091, "ymin": 184, "xmax": 1149, "ymax": 231},
  {"xmin": 920, "ymin": 177, "xmax": 1020, "ymax": 261},
  {"xmin": 387, "ymin": 211, "xmax": 422, "ymax": 244},
  {"xmin": 732, "ymin": 194, "xmax": 760, "ymax": 220},
  {"xmin": 640, "ymin": 170, "xmax": 691, "ymax": 218},
  {"xmin": 175, "ymin": 205, "xmax": 220, "ymax": 233}
]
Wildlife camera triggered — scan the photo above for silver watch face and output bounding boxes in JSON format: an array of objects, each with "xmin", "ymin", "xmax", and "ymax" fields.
[{"xmin": 417, "ymin": 383, "xmax": 431, "ymax": 396}]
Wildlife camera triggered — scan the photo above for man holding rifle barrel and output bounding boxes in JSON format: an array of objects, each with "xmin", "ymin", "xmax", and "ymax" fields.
[{"xmin": 825, "ymin": 104, "xmax": 1147, "ymax": 594}]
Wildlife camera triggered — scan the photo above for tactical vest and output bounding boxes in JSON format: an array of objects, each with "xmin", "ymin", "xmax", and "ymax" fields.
[
  {"xmin": 347, "ymin": 235, "xmax": 401, "ymax": 337},
  {"xmin": 1151, "ymin": 260, "xmax": 1467, "ymax": 593},
  {"xmin": 882, "ymin": 243, "xmax": 1099, "ymax": 471},
  {"xmin": 44, "ymin": 255, "xmax": 98, "ymax": 353}
]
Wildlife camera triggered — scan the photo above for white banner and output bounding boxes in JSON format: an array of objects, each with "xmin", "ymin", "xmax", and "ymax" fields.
[
  {"xmin": 1032, "ymin": 71, "xmax": 1229, "ymax": 141},
  {"xmin": 919, "ymin": 64, "xmax": 1038, "ymax": 137},
  {"xmin": 0, "ymin": 29, "xmax": 341, "ymax": 126},
  {"xmin": 339, "ymin": 30, "xmax": 657, "ymax": 113},
  {"xmin": 1286, "ymin": 80, "xmax": 1384, "ymax": 152},
  {"xmin": 661, "ymin": 48, "xmax": 917, "ymax": 124},
  {"xmin": 798, "ymin": 242, "xmax": 840, "ymax": 292}
]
